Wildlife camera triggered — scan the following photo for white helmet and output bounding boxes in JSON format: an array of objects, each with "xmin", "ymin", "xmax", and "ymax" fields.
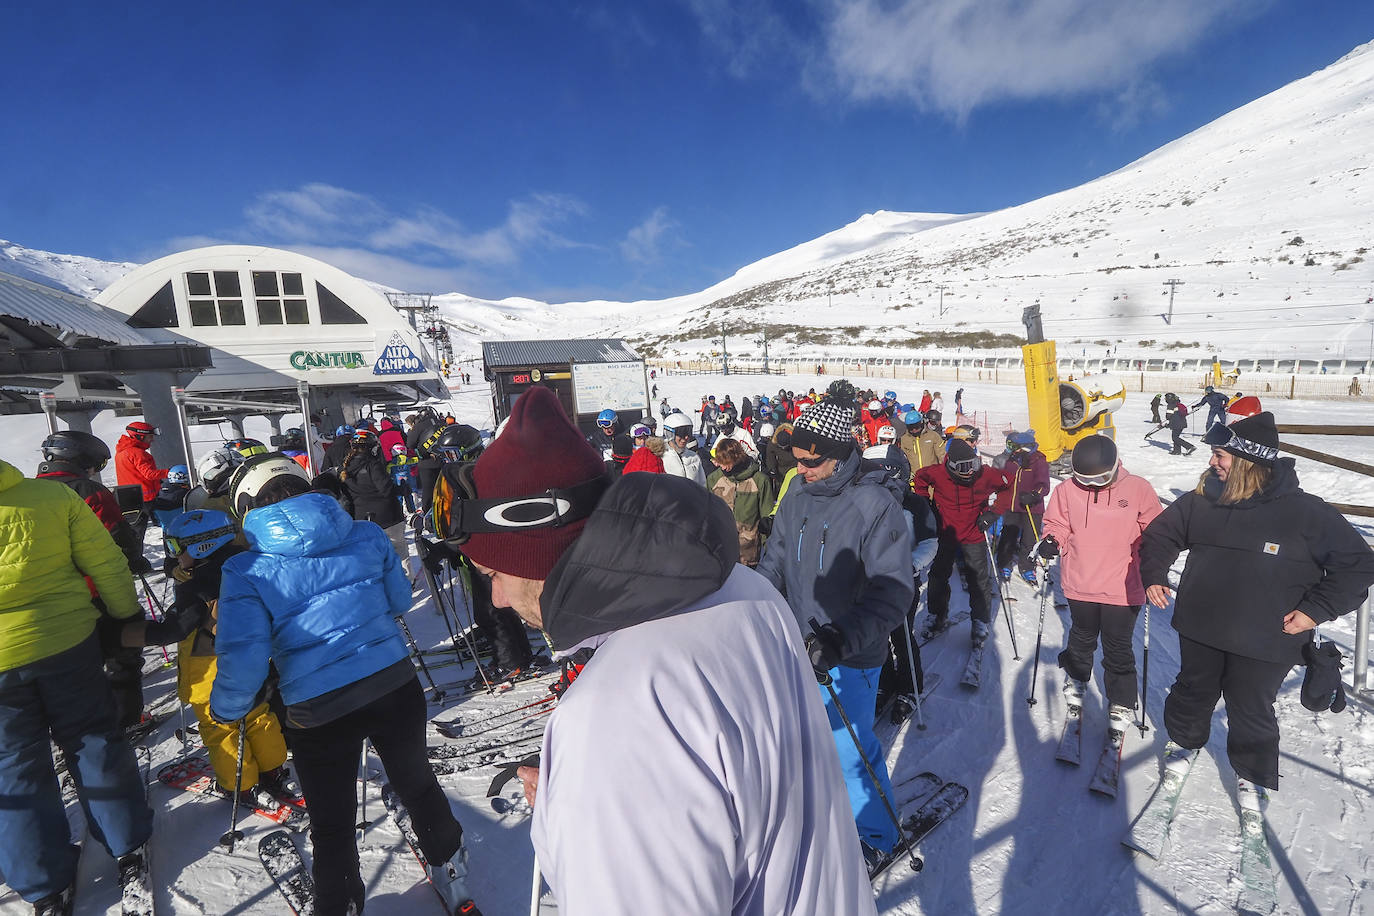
[
  {"xmin": 197, "ymin": 447, "xmax": 242, "ymax": 495},
  {"xmin": 759, "ymin": 422, "xmax": 776, "ymax": 439},
  {"xmin": 877, "ymin": 424, "xmax": 896, "ymax": 443},
  {"xmin": 862, "ymin": 444, "xmax": 889, "ymax": 461},
  {"xmin": 663, "ymin": 412, "xmax": 693, "ymax": 437},
  {"xmin": 227, "ymin": 453, "xmax": 312, "ymax": 518}
]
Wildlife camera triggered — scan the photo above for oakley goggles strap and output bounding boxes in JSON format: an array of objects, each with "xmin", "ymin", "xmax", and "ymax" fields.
[{"xmin": 447, "ymin": 470, "xmax": 612, "ymax": 539}]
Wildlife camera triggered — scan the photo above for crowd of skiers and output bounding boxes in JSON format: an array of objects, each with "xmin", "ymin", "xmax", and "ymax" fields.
[{"xmin": 3, "ymin": 374, "xmax": 1372, "ymax": 916}]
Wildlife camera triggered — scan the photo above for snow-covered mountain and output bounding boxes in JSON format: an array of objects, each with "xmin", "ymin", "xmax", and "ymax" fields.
[{"xmin": 6, "ymin": 41, "xmax": 1374, "ymax": 364}]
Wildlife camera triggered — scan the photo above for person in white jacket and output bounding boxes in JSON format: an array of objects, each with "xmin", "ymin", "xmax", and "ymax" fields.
[
  {"xmin": 453, "ymin": 387, "xmax": 875, "ymax": 916},
  {"xmin": 712, "ymin": 413, "xmax": 759, "ymax": 460},
  {"xmin": 661, "ymin": 411, "xmax": 706, "ymax": 486}
]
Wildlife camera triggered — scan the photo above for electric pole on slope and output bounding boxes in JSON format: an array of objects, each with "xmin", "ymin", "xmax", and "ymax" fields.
[{"xmin": 1163, "ymin": 279, "xmax": 1184, "ymax": 325}]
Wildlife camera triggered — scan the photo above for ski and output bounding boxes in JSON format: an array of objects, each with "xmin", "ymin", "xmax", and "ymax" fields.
[
  {"xmin": 1237, "ymin": 790, "xmax": 1277, "ymax": 914},
  {"xmin": 893, "ymin": 771, "xmax": 942, "ymax": 810},
  {"xmin": 125, "ymin": 711, "xmax": 174, "ymax": 745},
  {"xmin": 868, "ymin": 782, "xmax": 969, "ymax": 881},
  {"xmin": 431, "ymin": 735, "xmax": 545, "ymax": 776},
  {"xmin": 259, "ymin": 830, "xmax": 316, "ymax": 916},
  {"xmin": 959, "ymin": 643, "xmax": 985, "ymax": 689},
  {"xmin": 434, "ymin": 704, "xmax": 554, "ymax": 743},
  {"xmin": 1088, "ymin": 722, "xmax": 1127, "ymax": 798},
  {"xmin": 433, "ymin": 663, "xmax": 555, "ymax": 699},
  {"xmin": 120, "ymin": 747, "xmax": 153, "ymax": 916},
  {"xmin": 435, "ymin": 694, "xmax": 556, "ymax": 739},
  {"xmin": 157, "ymin": 756, "xmax": 307, "ymax": 829},
  {"xmin": 1055, "ymin": 702, "xmax": 1082, "ymax": 766},
  {"xmin": 379, "ymin": 783, "xmax": 485, "ymax": 915},
  {"xmin": 1123, "ymin": 747, "xmax": 1200, "ymax": 859}
]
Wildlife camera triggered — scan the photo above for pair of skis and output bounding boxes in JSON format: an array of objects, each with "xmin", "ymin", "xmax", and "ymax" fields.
[
  {"xmin": 1055, "ymin": 703, "xmax": 1129, "ymax": 797},
  {"xmin": 865, "ymin": 770, "xmax": 969, "ymax": 882},
  {"xmin": 1123, "ymin": 749, "xmax": 1278, "ymax": 914}
]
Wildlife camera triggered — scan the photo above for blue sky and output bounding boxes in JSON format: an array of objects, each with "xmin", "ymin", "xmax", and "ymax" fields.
[{"xmin": 2, "ymin": 1, "xmax": 1371, "ymax": 303}]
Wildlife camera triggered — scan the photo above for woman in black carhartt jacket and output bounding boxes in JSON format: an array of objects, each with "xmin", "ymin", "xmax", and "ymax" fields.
[
  {"xmin": 1140, "ymin": 412, "xmax": 1374, "ymax": 792},
  {"xmin": 340, "ymin": 431, "xmax": 408, "ymax": 564}
]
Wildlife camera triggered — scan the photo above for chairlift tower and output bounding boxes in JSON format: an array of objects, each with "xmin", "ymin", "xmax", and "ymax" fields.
[{"xmin": 385, "ymin": 291, "xmax": 454, "ymax": 371}]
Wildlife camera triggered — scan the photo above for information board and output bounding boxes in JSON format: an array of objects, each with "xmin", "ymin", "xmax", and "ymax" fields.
[{"xmin": 572, "ymin": 360, "xmax": 648, "ymax": 415}]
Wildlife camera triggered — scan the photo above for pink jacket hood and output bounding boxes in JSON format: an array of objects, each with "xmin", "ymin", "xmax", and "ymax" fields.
[{"xmin": 1041, "ymin": 465, "xmax": 1163, "ymax": 606}]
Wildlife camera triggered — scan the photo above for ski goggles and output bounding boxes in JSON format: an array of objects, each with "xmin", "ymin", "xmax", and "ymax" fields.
[
  {"xmin": 946, "ymin": 455, "xmax": 980, "ymax": 478},
  {"xmin": 596, "ymin": 417, "xmax": 616, "ymax": 430},
  {"xmin": 434, "ymin": 461, "xmax": 611, "ymax": 545},
  {"xmin": 1071, "ymin": 465, "xmax": 1117, "ymax": 488},
  {"xmin": 164, "ymin": 524, "xmax": 236, "ymax": 558},
  {"xmin": 795, "ymin": 453, "xmax": 830, "ymax": 469},
  {"xmin": 1201, "ymin": 423, "xmax": 1278, "ymax": 464}
]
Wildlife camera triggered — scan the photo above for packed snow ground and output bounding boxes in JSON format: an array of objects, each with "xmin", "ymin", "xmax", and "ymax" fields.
[{"xmin": 1, "ymin": 374, "xmax": 1371, "ymax": 915}]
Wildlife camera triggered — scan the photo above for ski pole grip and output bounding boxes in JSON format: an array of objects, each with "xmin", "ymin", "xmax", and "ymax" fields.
[{"xmin": 806, "ymin": 618, "xmax": 834, "ymax": 686}]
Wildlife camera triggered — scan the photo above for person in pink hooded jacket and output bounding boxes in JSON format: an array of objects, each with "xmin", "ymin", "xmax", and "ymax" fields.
[{"xmin": 1039, "ymin": 436, "xmax": 1162, "ymax": 718}]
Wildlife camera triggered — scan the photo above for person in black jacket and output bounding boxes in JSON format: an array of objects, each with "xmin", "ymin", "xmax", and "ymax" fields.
[
  {"xmin": 339, "ymin": 430, "xmax": 408, "ymax": 565},
  {"xmin": 1141, "ymin": 411, "xmax": 1374, "ymax": 803},
  {"xmin": 1163, "ymin": 393, "xmax": 1194, "ymax": 455},
  {"xmin": 1190, "ymin": 386, "xmax": 1230, "ymax": 431}
]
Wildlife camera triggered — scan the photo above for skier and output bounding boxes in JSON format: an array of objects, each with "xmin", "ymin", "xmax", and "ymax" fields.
[
  {"xmin": 125, "ymin": 510, "xmax": 294, "ymax": 811},
  {"xmin": 930, "ymin": 392, "xmax": 944, "ymax": 415},
  {"xmin": 186, "ymin": 447, "xmax": 244, "ymax": 516},
  {"xmin": 660, "ymin": 411, "xmax": 707, "ymax": 486},
  {"xmin": 377, "ymin": 416, "xmax": 407, "ymax": 460},
  {"xmin": 764, "ymin": 422, "xmax": 797, "ymax": 485},
  {"xmin": 0, "ymin": 457, "xmax": 153, "ymax": 915},
  {"xmin": 339, "ymin": 429, "xmax": 409, "ymax": 565},
  {"xmin": 211, "ymin": 460, "xmax": 474, "ymax": 916},
  {"xmin": 713, "ymin": 412, "xmax": 760, "ymax": 459},
  {"xmin": 594, "ymin": 407, "xmax": 622, "ymax": 459},
  {"xmin": 1040, "ymin": 437, "xmax": 1162, "ymax": 748},
  {"xmin": 114, "ymin": 420, "xmax": 169, "ymax": 510},
  {"xmin": 1163, "ymin": 394, "xmax": 1194, "ymax": 455},
  {"xmin": 900, "ymin": 409, "xmax": 945, "ymax": 482},
  {"xmin": 1149, "ymin": 393, "xmax": 1162, "ymax": 425},
  {"xmin": 449, "ymin": 386, "xmax": 873, "ymax": 914},
  {"xmin": 992, "ymin": 431, "xmax": 1049, "ymax": 586},
  {"xmin": 911, "ymin": 439, "xmax": 1010, "ymax": 644},
  {"xmin": 954, "ymin": 388, "xmax": 964, "ymax": 416},
  {"xmin": 279, "ymin": 427, "xmax": 311, "ymax": 473},
  {"xmin": 756, "ymin": 380, "xmax": 914, "ymax": 865},
  {"xmin": 1190, "ymin": 386, "xmax": 1229, "ymax": 431},
  {"xmin": 605, "ymin": 434, "xmax": 635, "ymax": 476},
  {"xmin": 706, "ymin": 437, "xmax": 775, "ymax": 567},
  {"xmin": 319, "ymin": 425, "xmax": 354, "ymax": 473},
  {"xmin": 149, "ymin": 464, "xmax": 191, "ymax": 528},
  {"xmin": 918, "ymin": 390, "xmax": 932, "ymax": 414},
  {"xmin": 1140, "ymin": 412, "xmax": 1374, "ymax": 820}
]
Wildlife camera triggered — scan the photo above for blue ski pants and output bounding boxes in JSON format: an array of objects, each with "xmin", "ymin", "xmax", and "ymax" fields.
[
  {"xmin": 820, "ymin": 664, "xmax": 900, "ymax": 852},
  {"xmin": 0, "ymin": 633, "xmax": 153, "ymax": 901}
]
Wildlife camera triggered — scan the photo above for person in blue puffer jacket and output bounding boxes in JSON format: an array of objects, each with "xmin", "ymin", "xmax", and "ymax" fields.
[{"xmin": 209, "ymin": 462, "xmax": 473, "ymax": 916}]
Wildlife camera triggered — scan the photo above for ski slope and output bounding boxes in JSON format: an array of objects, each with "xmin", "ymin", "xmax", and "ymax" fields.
[{"xmin": 1, "ymin": 374, "xmax": 1370, "ymax": 914}]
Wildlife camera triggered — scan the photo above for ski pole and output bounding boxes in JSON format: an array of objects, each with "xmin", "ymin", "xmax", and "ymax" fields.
[
  {"xmin": 447, "ymin": 560, "xmax": 494, "ymax": 694},
  {"xmin": 395, "ymin": 614, "xmax": 445, "ymax": 703},
  {"xmin": 529, "ymin": 851, "xmax": 542, "ymax": 916},
  {"xmin": 1137, "ymin": 604, "xmax": 1151, "ymax": 738},
  {"xmin": 136, "ymin": 573, "xmax": 174, "ymax": 667},
  {"xmin": 898, "ymin": 616, "xmax": 926, "ymax": 730},
  {"xmin": 1026, "ymin": 564, "xmax": 1052, "ymax": 707},
  {"xmin": 219, "ymin": 720, "xmax": 246, "ymax": 852},
  {"xmin": 807, "ymin": 619, "xmax": 922, "ymax": 875},
  {"xmin": 985, "ymin": 533, "xmax": 1020, "ymax": 660},
  {"xmin": 356, "ymin": 750, "xmax": 369, "ymax": 841}
]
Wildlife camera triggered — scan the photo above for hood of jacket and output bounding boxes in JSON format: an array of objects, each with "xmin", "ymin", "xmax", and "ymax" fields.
[
  {"xmin": 1200, "ymin": 456, "xmax": 1299, "ymax": 507},
  {"xmin": 725, "ymin": 458, "xmax": 762, "ymax": 482},
  {"xmin": 0, "ymin": 459, "xmax": 21, "ymax": 493},
  {"xmin": 539, "ymin": 472, "xmax": 740, "ymax": 651},
  {"xmin": 241, "ymin": 491, "xmax": 356, "ymax": 557},
  {"xmin": 116, "ymin": 433, "xmax": 150, "ymax": 453}
]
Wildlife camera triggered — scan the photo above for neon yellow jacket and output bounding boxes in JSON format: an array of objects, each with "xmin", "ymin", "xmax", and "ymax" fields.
[{"xmin": 0, "ymin": 459, "xmax": 141, "ymax": 671}]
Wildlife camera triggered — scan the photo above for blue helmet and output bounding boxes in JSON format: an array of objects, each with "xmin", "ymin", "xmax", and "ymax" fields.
[
  {"xmin": 335, "ymin": 424, "xmax": 355, "ymax": 438},
  {"xmin": 166, "ymin": 464, "xmax": 190, "ymax": 486},
  {"xmin": 883, "ymin": 390, "xmax": 897, "ymax": 402},
  {"xmin": 1007, "ymin": 430, "xmax": 1038, "ymax": 450},
  {"xmin": 759, "ymin": 396, "xmax": 770, "ymax": 407},
  {"xmin": 903, "ymin": 410, "xmax": 923, "ymax": 426},
  {"xmin": 164, "ymin": 509, "xmax": 237, "ymax": 561},
  {"xmin": 596, "ymin": 408, "xmax": 618, "ymax": 429}
]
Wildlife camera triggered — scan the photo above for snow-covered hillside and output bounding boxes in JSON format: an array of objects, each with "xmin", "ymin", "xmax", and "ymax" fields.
[{"xmin": 6, "ymin": 42, "xmax": 1374, "ymax": 366}]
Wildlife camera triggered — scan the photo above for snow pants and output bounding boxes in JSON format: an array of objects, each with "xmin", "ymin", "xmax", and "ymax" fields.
[
  {"xmin": 878, "ymin": 576, "xmax": 925, "ymax": 702},
  {"xmin": 1164, "ymin": 636, "xmax": 1292, "ymax": 790},
  {"xmin": 1169, "ymin": 428, "xmax": 1195, "ymax": 455},
  {"xmin": 0, "ymin": 634, "xmax": 153, "ymax": 902},
  {"xmin": 927, "ymin": 534, "xmax": 994, "ymax": 625},
  {"xmin": 286, "ymin": 675, "xmax": 463, "ymax": 916},
  {"xmin": 1207, "ymin": 407, "xmax": 1226, "ymax": 430},
  {"xmin": 820, "ymin": 664, "xmax": 900, "ymax": 853},
  {"xmin": 195, "ymin": 700, "xmax": 287, "ymax": 793},
  {"xmin": 996, "ymin": 509, "xmax": 1043, "ymax": 574},
  {"xmin": 1058, "ymin": 600, "xmax": 1140, "ymax": 708}
]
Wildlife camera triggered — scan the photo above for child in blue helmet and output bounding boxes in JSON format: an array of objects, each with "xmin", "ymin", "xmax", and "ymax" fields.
[{"xmin": 149, "ymin": 465, "xmax": 191, "ymax": 528}]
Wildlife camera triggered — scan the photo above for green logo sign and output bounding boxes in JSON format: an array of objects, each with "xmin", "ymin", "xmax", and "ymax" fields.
[{"xmin": 290, "ymin": 350, "xmax": 366, "ymax": 370}]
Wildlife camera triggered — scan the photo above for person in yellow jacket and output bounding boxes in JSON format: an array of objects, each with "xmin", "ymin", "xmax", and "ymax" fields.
[
  {"xmin": 0, "ymin": 458, "xmax": 153, "ymax": 911},
  {"xmin": 122, "ymin": 509, "xmax": 292, "ymax": 807}
]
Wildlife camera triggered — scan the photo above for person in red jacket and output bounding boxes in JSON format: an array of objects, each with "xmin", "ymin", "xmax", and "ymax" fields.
[
  {"xmin": 992, "ymin": 431, "xmax": 1051, "ymax": 586},
  {"xmin": 912, "ymin": 439, "xmax": 1010, "ymax": 645},
  {"xmin": 377, "ymin": 416, "xmax": 407, "ymax": 460},
  {"xmin": 114, "ymin": 421, "xmax": 168, "ymax": 506},
  {"xmin": 1040, "ymin": 435, "xmax": 1162, "ymax": 720}
]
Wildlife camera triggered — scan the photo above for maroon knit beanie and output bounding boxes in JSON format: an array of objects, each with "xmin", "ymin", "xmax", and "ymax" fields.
[{"xmin": 460, "ymin": 386, "xmax": 606, "ymax": 580}]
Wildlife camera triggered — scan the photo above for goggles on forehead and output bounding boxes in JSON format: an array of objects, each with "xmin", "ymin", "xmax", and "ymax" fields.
[
  {"xmin": 164, "ymin": 525, "xmax": 236, "ymax": 559},
  {"xmin": 1201, "ymin": 423, "xmax": 1278, "ymax": 463},
  {"xmin": 434, "ymin": 462, "xmax": 611, "ymax": 545}
]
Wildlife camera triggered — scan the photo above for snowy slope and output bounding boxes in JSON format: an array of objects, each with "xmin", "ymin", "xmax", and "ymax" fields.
[{"xmin": 6, "ymin": 43, "xmax": 1374, "ymax": 368}]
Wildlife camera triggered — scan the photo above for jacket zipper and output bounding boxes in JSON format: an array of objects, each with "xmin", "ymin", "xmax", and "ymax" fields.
[
  {"xmin": 797, "ymin": 516, "xmax": 808, "ymax": 562},
  {"xmin": 818, "ymin": 524, "xmax": 829, "ymax": 571}
]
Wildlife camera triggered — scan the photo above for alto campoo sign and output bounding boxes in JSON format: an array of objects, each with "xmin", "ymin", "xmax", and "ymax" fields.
[
  {"xmin": 373, "ymin": 332, "xmax": 426, "ymax": 375},
  {"xmin": 290, "ymin": 350, "xmax": 366, "ymax": 370}
]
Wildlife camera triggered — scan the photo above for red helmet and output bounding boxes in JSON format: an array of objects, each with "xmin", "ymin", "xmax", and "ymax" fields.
[
  {"xmin": 126, "ymin": 421, "xmax": 158, "ymax": 440},
  {"xmin": 1226, "ymin": 395, "xmax": 1262, "ymax": 420}
]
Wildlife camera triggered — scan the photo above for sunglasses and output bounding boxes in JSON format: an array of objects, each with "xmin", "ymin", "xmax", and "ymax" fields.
[{"xmin": 796, "ymin": 454, "xmax": 830, "ymax": 468}]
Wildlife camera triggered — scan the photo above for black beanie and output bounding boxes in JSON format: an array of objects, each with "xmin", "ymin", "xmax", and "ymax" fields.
[
  {"xmin": 1203, "ymin": 410, "xmax": 1280, "ymax": 466},
  {"xmin": 1300, "ymin": 640, "xmax": 1347, "ymax": 713}
]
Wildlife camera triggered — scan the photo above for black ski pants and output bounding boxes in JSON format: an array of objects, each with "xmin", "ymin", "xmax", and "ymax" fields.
[
  {"xmin": 286, "ymin": 676, "xmax": 463, "ymax": 916},
  {"xmin": 1169, "ymin": 428, "xmax": 1195, "ymax": 455},
  {"xmin": 1164, "ymin": 635, "xmax": 1292, "ymax": 790},
  {"xmin": 1057, "ymin": 600, "xmax": 1139, "ymax": 708},
  {"xmin": 996, "ymin": 509, "xmax": 1042, "ymax": 574},
  {"xmin": 927, "ymin": 534, "xmax": 993, "ymax": 624},
  {"xmin": 879, "ymin": 576, "xmax": 925, "ymax": 701}
]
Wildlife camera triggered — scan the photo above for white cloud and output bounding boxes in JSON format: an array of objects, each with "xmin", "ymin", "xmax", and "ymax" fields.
[
  {"xmin": 683, "ymin": 0, "xmax": 802, "ymax": 78},
  {"xmin": 816, "ymin": 0, "xmax": 1255, "ymax": 117},
  {"xmin": 620, "ymin": 206, "xmax": 680, "ymax": 264}
]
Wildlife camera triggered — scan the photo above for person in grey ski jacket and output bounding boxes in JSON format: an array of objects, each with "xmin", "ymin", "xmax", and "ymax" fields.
[
  {"xmin": 455, "ymin": 386, "xmax": 875, "ymax": 916},
  {"xmin": 660, "ymin": 411, "xmax": 707, "ymax": 486},
  {"xmin": 755, "ymin": 382, "xmax": 913, "ymax": 861}
]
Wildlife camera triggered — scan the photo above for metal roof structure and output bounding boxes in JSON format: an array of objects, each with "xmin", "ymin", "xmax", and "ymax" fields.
[
  {"xmin": 0, "ymin": 270, "xmax": 155, "ymax": 347},
  {"xmin": 482, "ymin": 338, "xmax": 641, "ymax": 368}
]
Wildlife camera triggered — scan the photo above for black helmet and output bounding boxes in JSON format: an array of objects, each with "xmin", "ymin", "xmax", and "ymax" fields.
[
  {"xmin": 427, "ymin": 424, "xmax": 484, "ymax": 463},
  {"xmin": 1071, "ymin": 435, "xmax": 1119, "ymax": 488},
  {"xmin": 925, "ymin": 409, "xmax": 942, "ymax": 426},
  {"xmin": 945, "ymin": 438, "xmax": 981, "ymax": 481},
  {"xmin": 41, "ymin": 430, "xmax": 111, "ymax": 471}
]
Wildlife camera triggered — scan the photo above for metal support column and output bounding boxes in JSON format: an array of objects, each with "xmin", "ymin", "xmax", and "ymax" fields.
[
  {"xmin": 39, "ymin": 392, "xmax": 59, "ymax": 435},
  {"xmin": 1355, "ymin": 590, "xmax": 1371, "ymax": 697},
  {"xmin": 170, "ymin": 388, "xmax": 199, "ymax": 486},
  {"xmin": 297, "ymin": 380, "xmax": 314, "ymax": 476}
]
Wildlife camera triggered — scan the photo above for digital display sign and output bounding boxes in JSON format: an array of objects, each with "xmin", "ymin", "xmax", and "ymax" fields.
[{"xmin": 511, "ymin": 373, "xmax": 531, "ymax": 384}]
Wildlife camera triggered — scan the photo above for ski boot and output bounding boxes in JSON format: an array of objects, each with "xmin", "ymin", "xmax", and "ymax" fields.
[
  {"xmin": 971, "ymin": 619, "xmax": 990, "ymax": 648},
  {"xmin": 1237, "ymin": 777, "xmax": 1268, "ymax": 814},
  {"xmin": 1162, "ymin": 741, "xmax": 1199, "ymax": 777},
  {"xmin": 32, "ymin": 885, "xmax": 75, "ymax": 916},
  {"xmin": 999, "ymin": 567, "xmax": 1012, "ymax": 583},
  {"xmin": 426, "ymin": 843, "xmax": 475, "ymax": 912},
  {"xmin": 1063, "ymin": 674, "xmax": 1086, "ymax": 706},
  {"xmin": 259, "ymin": 765, "xmax": 304, "ymax": 807},
  {"xmin": 1020, "ymin": 568, "xmax": 1038, "ymax": 588},
  {"xmin": 917, "ymin": 615, "xmax": 949, "ymax": 642},
  {"xmin": 116, "ymin": 846, "xmax": 150, "ymax": 913}
]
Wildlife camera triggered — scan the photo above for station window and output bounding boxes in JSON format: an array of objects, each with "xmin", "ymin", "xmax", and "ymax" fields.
[
  {"xmin": 317, "ymin": 282, "xmax": 367, "ymax": 324},
  {"xmin": 129, "ymin": 280, "xmax": 179, "ymax": 328},
  {"xmin": 185, "ymin": 271, "xmax": 246, "ymax": 326},
  {"xmin": 252, "ymin": 271, "xmax": 310, "ymax": 325}
]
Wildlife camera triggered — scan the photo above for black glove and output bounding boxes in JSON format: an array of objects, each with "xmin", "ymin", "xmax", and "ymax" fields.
[
  {"xmin": 1037, "ymin": 535, "xmax": 1060, "ymax": 559},
  {"xmin": 805, "ymin": 623, "xmax": 845, "ymax": 676},
  {"xmin": 127, "ymin": 554, "xmax": 153, "ymax": 575},
  {"xmin": 1017, "ymin": 491, "xmax": 1039, "ymax": 507},
  {"xmin": 758, "ymin": 514, "xmax": 774, "ymax": 537},
  {"xmin": 977, "ymin": 511, "xmax": 998, "ymax": 532}
]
